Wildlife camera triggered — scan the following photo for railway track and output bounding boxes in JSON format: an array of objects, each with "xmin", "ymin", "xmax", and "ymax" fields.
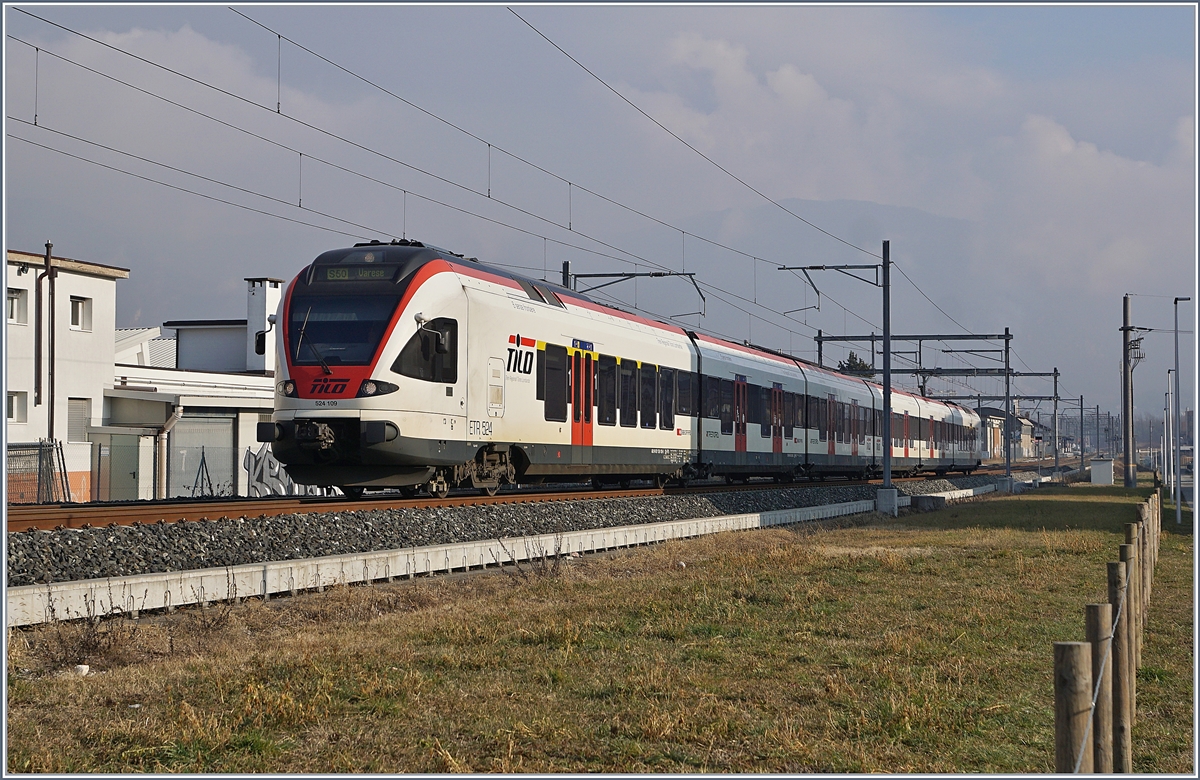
[{"xmin": 3, "ymin": 472, "xmax": 977, "ymax": 533}]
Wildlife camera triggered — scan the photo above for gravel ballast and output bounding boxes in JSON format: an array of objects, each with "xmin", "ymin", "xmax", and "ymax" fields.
[{"xmin": 7, "ymin": 476, "xmax": 1002, "ymax": 587}]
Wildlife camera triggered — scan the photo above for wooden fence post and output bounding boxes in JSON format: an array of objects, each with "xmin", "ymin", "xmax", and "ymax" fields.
[
  {"xmin": 1107, "ymin": 561, "xmax": 1133, "ymax": 772},
  {"xmin": 1139, "ymin": 518, "xmax": 1150, "ymax": 618},
  {"xmin": 1055, "ymin": 642, "xmax": 1094, "ymax": 773},
  {"xmin": 1085, "ymin": 603, "xmax": 1114, "ymax": 772},
  {"xmin": 1122, "ymin": 526, "xmax": 1142, "ymax": 665},
  {"xmin": 1118, "ymin": 542, "xmax": 1138, "ymax": 724}
]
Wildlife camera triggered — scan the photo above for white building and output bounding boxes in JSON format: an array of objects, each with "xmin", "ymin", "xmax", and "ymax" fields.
[
  {"xmin": 6, "ymin": 246, "xmax": 295, "ymax": 502},
  {"xmin": 6, "ymin": 247, "xmax": 128, "ymax": 500}
]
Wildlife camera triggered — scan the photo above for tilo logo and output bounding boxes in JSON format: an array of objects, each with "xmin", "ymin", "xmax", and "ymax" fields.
[{"xmin": 310, "ymin": 377, "xmax": 349, "ymax": 394}]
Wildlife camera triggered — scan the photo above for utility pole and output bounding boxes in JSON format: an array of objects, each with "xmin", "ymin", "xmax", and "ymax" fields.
[
  {"xmin": 1122, "ymin": 296, "xmax": 1135, "ymax": 485},
  {"xmin": 1053, "ymin": 368, "xmax": 1060, "ymax": 471},
  {"xmin": 778, "ymin": 240, "xmax": 895, "ymax": 510},
  {"xmin": 1080, "ymin": 395, "xmax": 1085, "ymax": 471},
  {"xmin": 1165, "ymin": 385, "xmax": 1172, "ymax": 492},
  {"xmin": 1004, "ymin": 327, "xmax": 1011, "ymax": 478},
  {"xmin": 883, "ymin": 241, "xmax": 891, "ymax": 490},
  {"xmin": 1174, "ymin": 297, "xmax": 1190, "ymax": 524}
]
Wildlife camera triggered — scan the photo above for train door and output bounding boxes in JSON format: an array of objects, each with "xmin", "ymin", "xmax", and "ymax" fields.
[
  {"xmin": 771, "ymin": 384, "xmax": 783, "ymax": 454},
  {"xmin": 851, "ymin": 400, "xmax": 859, "ymax": 457},
  {"xmin": 903, "ymin": 412, "xmax": 910, "ymax": 459},
  {"xmin": 570, "ymin": 350, "xmax": 594, "ymax": 459},
  {"xmin": 827, "ymin": 393, "xmax": 836, "ymax": 457},
  {"xmin": 734, "ymin": 376, "xmax": 747, "ymax": 453}
]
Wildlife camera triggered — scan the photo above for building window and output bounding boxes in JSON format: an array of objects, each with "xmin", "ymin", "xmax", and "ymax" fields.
[
  {"xmin": 7, "ymin": 288, "xmax": 28, "ymax": 324},
  {"xmin": 67, "ymin": 398, "xmax": 91, "ymax": 442},
  {"xmin": 70, "ymin": 296, "xmax": 93, "ymax": 331},
  {"xmin": 7, "ymin": 392, "xmax": 28, "ymax": 422}
]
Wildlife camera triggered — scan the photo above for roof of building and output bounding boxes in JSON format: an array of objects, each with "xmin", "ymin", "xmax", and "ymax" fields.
[
  {"xmin": 162, "ymin": 319, "xmax": 248, "ymax": 328},
  {"xmin": 7, "ymin": 249, "xmax": 130, "ymax": 280}
]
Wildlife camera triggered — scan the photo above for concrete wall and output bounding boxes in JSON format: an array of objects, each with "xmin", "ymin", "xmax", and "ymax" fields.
[{"xmin": 176, "ymin": 326, "xmax": 248, "ymax": 373}]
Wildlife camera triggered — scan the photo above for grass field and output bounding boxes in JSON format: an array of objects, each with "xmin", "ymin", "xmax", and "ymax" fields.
[{"xmin": 6, "ymin": 482, "xmax": 1193, "ymax": 772}]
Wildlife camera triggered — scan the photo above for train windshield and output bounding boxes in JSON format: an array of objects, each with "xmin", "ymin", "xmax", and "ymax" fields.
[{"xmin": 287, "ymin": 294, "xmax": 400, "ymax": 366}]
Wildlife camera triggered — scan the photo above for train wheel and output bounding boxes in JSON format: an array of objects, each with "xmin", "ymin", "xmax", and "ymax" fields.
[{"xmin": 340, "ymin": 486, "xmax": 365, "ymax": 500}]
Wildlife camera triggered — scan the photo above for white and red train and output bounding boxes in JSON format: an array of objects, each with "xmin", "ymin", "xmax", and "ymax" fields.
[{"xmin": 258, "ymin": 241, "xmax": 982, "ymax": 497}]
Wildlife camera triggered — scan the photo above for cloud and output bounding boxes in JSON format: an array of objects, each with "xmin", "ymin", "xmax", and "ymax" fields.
[{"xmin": 976, "ymin": 114, "xmax": 1193, "ymax": 291}]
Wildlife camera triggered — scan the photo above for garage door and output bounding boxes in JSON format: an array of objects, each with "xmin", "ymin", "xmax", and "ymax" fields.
[{"xmin": 168, "ymin": 416, "xmax": 235, "ymax": 497}]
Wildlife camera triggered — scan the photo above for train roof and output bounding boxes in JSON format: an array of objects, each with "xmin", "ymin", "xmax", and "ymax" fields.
[{"xmin": 304, "ymin": 242, "xmax": 977, "ymax": 416}]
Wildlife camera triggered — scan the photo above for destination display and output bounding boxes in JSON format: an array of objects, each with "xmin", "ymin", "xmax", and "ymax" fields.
[{"xmin": 324, "ymin": 266, "xmax": 393, "ymax": 282}]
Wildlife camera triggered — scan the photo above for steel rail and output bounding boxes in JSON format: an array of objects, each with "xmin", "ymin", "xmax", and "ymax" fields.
[{"xmin": 4, "ymin": 472, "xmax": 975, "ymax": 533}]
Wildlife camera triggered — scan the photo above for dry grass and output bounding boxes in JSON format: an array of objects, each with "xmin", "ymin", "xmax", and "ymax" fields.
[{"xmin": 5, "ymin": 483, "xmax": 1192, "ymax": 773}]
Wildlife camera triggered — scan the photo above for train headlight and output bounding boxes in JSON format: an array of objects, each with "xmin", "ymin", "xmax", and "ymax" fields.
[
  {"xmin": 357, "ymin": 379, "xmax": 398, "ymax": 398},
  {"xmin": 277, "ymin": 380, "xmax": 297, "ymax": 397}
]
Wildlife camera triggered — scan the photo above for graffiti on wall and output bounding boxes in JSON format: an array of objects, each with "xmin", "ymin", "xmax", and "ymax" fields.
[{"xmin": 243, "ymin": 444, "xmax": 331, "ymax": 497}]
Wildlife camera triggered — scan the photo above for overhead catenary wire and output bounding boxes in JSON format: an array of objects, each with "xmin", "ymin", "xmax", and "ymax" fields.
[
  {"xmin": 228, "ymin": 7, "xmax": 834, "ymax": 280},
  {"xmin": 508, "ymin": 7, "xmax": 882, "ymax": 261},
  {"xmin": 12, "ymin": 115, "xmax": 846, "ymax": 356},
  {"xmin": 9, "ymin": 30, "xmax": 884, "ymax": 351},
  {"xmin": 8, "ymin": 133, "xmax": 363, "ymax": 239},
  {"xmin": 13, "ymin": 9, "xmax": 997, "ymax": 397},
  {"xmin": 8, "ymin": 16, "xmax": 938, "ymax": 373}
]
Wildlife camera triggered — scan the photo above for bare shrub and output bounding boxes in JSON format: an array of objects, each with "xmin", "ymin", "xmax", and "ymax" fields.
[{"xmin": 492, "ymin": 534, "xmax": 565, "ymax": 583}]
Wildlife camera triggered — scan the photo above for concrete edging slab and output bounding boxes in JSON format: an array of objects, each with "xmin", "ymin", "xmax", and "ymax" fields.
[{"xmin": 6, "ymin": 492, "xmax": 943, "ymax": 627}]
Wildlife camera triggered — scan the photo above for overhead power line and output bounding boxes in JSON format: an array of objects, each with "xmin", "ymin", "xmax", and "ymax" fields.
[
  {"xmin": 8, "ymin": 133, "xmax": 362, "ymax": 238},
  {"xmin": 13, "ymin": 8, "xmax": 996, "ymax": 397},
  {"xmin": 7, "ymin": 24, "xmax": 883, "ymax": 346},
  {"xmin": 227, "ymin": 7, "xmax": 852, "ymax": 279},
  {"xmin": 508, "ymin": 7, "xmax": 882, "ymax": 261}
]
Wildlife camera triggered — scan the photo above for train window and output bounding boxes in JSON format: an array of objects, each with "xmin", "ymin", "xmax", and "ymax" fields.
[
  {"xmin": 640, "ymin": 364, "xmax": 658, "ymax": 429},
  {"xmin": 720, "ymin": 379, "xmax": 734, "ymax": 435},
  {"xmin": 543, "ymin": 344, "xmax": 568, "ymax": 422},
  {"xmin": 659, "ymin": 367, "xmax": 675, "ymax": 430},
  {"xmin": 783, "ymin": 393, "xmax": 794, "ymax": 438},
  {"xmin": 746, "ymin": 385, "xmax": 761, "ymax": 426},
  {"xmin": 597, "ymin": 355, "xmax": 617, "ymax": 426},
  {"xmin": 676, "ymin": 371, "xmax": 695, "ymax": 417},
  {"xmin": 391, "ymin": 317, "xmax": 458, "ymax": 384},
  {"xmin": 619, "ymin": 360, "xmax": 638, "ymax": 427},
  {"xmin": 703, "ymin": 376, "xmax": 721, "ymax": 419},
  {"xmin": 571, "ymin": 353, "xmax": 581, "ymax": 423},
  {"xmin": 584, "ymin": 354, "xmax": 593, "ymax": 424},
  {"xmin": 291, "ymin": 293, "xmax": 402, "ymax": 367}
]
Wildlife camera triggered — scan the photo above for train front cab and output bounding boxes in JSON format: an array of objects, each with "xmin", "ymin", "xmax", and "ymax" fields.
[{"xmin": 266, "ymin": 245, "xmax": 474, "ymax": 493}]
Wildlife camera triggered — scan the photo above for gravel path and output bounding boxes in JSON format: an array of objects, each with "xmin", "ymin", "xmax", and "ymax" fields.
[{"xmin": 7, "ymin": 476, "xmax": 1001, "ymax": 587}]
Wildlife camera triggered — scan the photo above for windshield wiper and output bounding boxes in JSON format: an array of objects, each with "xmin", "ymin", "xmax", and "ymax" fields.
[{"xmin": 294, "ymin": 306, "xmax": 332, "ymax": 375}]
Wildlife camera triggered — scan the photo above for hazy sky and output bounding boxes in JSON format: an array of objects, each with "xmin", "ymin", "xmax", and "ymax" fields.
[{"xmin": 4, "ymin": 3, "xmax": 1196, "ymax": 423}]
